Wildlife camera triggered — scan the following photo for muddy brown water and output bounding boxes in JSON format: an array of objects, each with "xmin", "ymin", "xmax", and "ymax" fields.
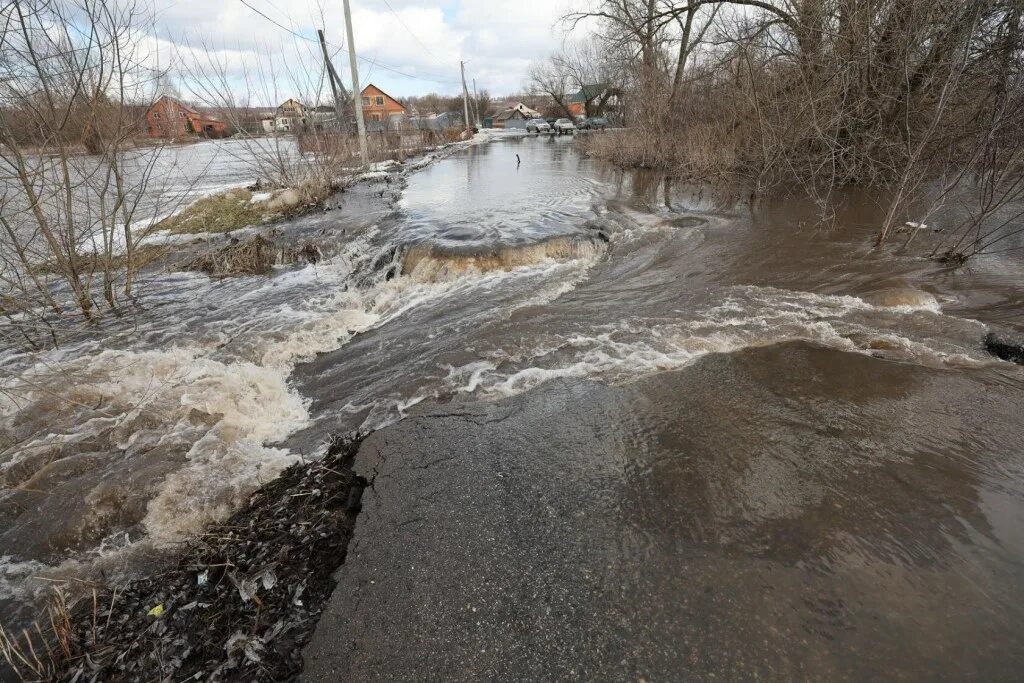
[{"xmin": 1, "ymin": 134, "xmax": 1023, "ymax": 674}]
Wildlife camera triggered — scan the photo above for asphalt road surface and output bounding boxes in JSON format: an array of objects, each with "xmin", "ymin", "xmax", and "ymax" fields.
[{"xmin": 303, "ymin": 342, "xmax": 1024, "ymax": 681}]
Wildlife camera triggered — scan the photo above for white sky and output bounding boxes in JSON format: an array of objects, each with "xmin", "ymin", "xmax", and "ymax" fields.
[{"xmin": 148, "ymin": 0, "xmax": 597, "ymax": 103}]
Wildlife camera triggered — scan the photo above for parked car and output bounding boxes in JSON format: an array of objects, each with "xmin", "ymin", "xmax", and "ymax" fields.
[
  {"xmin": 526, "ymin": 118, "xmax": 551, "ymax": 133},
  {"xmin": 553, "ymin": 118, "xmax": 577, "ymax": 135},
  {"xmin": 579, "ymin": 117, "xmax": 610, "ymax": 130}
]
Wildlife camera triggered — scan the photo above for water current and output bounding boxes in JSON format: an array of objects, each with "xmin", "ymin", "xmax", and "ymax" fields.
[{"xmin": 1, "ymin": 134, "xmax": 1022, "ymax": 661}]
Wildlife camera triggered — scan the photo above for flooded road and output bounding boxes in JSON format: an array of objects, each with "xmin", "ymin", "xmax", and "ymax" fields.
[{"xmin": 2, "ymin": 135, "xmax": 1024, "ymax": 675}]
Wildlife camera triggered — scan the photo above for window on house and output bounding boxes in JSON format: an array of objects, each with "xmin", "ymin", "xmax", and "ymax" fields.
[
  {"xmin": 375, "ymin": 96, "xmax": 384, "ymax": 106},
  {"xmin": 153, "ymin": 112, "xmax": 161, "ymax": 119},
  {"xmin": 362, "ymin": 97, "xmax": 370, "ymax": 106},
  {"xmin": 179, "ymin": 111, "xmax": 185, "ymax": 117},
  {"xmin": 371, "ymin": 113, "xmax": 380, "ymax": 121}
]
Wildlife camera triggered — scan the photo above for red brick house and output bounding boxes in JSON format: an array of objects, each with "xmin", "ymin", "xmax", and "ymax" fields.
[{"xmin": 145, "ymin": 95, "xmax": 227, "ymax": 139}]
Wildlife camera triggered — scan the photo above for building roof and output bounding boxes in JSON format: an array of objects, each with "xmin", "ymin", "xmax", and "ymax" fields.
[
  {"xmin": 362, "ymin": 82, "xmax": 405, "ymax": 104},
  {"xmin": 360, "ymin": 83, "xmax": 406, "ymax": 111},
  {"xmin": 151, "ymin": 94, "xmax": 199, "ymax": 115},
  {"xmin": 276, "ymin": 99, "xmax": 306, "ymax": 115},
  {"xmin": 494, "ymin": 102, "xmax": 541, "ymax": 120},
  {"xmin": 570, "ymin": 84, "xmax": 607, "ymax": 103},
  {"xmin": 149, "ymin": 95, "xmax": 224, "ymax": 123}
]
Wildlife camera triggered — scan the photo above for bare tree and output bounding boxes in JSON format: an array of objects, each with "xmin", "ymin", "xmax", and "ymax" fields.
[
  {"xmin": 568, "ymin": 0, "xmax": 1024, "ymax": 259},
  {"xmin": 527, "ymin": 59, "xmax": 575, "ymax": 118},
  {"xmin": 0, "ymin": 0, "xmax": 167, "ymax": 343}
]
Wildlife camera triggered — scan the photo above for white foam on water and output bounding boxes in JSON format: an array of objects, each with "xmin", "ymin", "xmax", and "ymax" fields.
[
  {"xmin": 435, "ymin": 286, "xmax": 989, "ymax": 402},
  {"xmin": 878, "ymin": 294, "xmax": 943, "ymax": 314},
  {"xmin": 0, "ymin": 557, "xmax": 47, "ymax": 602},
  {"xmin": 2, "ymin": 347, "xmax": 309, "ymax": 544},
  {"xmin": 298, "ymin": 257, "xmax": 603, "ymax": 434},
  {"xmin": 0, "ymin": 220, "xmax": 606, "ymax": 602}
]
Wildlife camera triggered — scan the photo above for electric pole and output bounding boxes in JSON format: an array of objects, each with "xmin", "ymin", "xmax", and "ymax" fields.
[
  {"xmin": 318, "ymin": 29, "xmax": 349, "ymax": 133},
  {"xmin": 343, "ymin": 0, "xmax": 369, "ymax": 164},
  {"xmin": 472, "ymin": 78, "xmax": 480, "ymax": 127},
  {"xmin": 460, "ymin": 60, "xmax": 471, "ymax": 132}
]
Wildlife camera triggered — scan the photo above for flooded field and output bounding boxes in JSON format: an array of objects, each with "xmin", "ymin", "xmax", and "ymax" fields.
[{"xmin": 1, "ymin": 135, "xmax": 1023, "ymax": 674}]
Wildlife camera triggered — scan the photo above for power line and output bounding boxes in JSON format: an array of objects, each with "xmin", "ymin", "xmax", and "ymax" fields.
[
  {"xmin": 379, "ymin": 0, "xmax": 442, "ymax": 66},
  {"xmin": 238, "ymin": 0, "xmax": 311, "ymax": 43},
  {"xmin": 236, "ymin": 0, "xmax": 460, "ymax": 86}
]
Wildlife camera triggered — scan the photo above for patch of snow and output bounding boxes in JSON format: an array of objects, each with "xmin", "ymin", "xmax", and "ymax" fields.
[{"xmin": 368, "ymin": 159, "xmax": 400, "ymax": 172}]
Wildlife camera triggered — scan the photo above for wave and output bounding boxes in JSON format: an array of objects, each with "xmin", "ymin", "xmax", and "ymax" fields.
[
  {"xmin": 436, "ymin": 286, "xmax": 988, "ymax": 401},
  {"xmin": 0, "ymin": 219, "xmax": 607, "ymax": 603},
  {"xmin": 861, "ymin": 286, "xmax": 942, "ymax": 313},
  {"xmin": 400, "ymin": 234, "xmax": 606, "ymax": 282}
]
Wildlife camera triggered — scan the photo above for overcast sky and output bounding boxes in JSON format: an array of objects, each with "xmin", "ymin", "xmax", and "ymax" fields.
[{"xmin": 148, "ymin": 0, "xmax": 595, "ymax": 103}]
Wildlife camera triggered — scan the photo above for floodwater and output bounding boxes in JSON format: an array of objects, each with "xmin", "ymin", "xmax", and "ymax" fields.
[
  {"xmin": 2, "ymin": 135, "xmax": 1023, "ymax": 674},
  {"xmin": 0, "ymin": 137, "xmax": 298, "ymax": 259}
]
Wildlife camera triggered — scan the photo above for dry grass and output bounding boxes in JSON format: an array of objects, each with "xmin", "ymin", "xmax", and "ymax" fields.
[
  {"xmin": 577, "ymin": 126, "xmax": 737, "ymax": 183},
  {"xmin": 0, "ymin": 588, "xmax": 74, "ymax": 682},
  {"xmin": 181, "ymin": 234, "xmax": 323, "ymax": 277},
  {"xmin": 153, "ymin": 188, "xmax": 265, "ymax": 235}
]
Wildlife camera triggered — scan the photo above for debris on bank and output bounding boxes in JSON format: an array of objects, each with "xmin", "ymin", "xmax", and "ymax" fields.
[
  {"xmin": 41, "ymin": 434, "xmax": 366, "ymax": 683},
  {"xmin": 182, "ymin": 233, "xmax": 323, "ymax": 277}
]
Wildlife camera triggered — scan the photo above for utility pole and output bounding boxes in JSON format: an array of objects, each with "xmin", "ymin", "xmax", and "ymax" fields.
[
  {"xmin": 317, "ymin": 29, "xmax": 350, "ymax": 133},
  {"xmin": 343, "ymin": 0, "xmax": 369, "ymax": 164},
  {"xmin": 472, "ymin": 78, "xmax": 480, "ymax": 127},
  {"xmin": 460, "ymin": 60, "xmax": 471, "ymax": 132}
]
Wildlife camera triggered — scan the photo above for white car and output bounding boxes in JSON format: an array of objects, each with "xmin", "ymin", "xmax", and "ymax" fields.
[
  {"xmin": 526, "ymin": 118, "xmax": 551, "ymax": 133},
  {"xmin": 554, "ymin": 118, "xmax": 577, "ymax": 135}
]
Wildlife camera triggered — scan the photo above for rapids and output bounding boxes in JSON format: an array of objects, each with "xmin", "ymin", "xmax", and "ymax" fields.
[{"xmin": 1, "ymin": 134, "xmax": 1023, "ymax": 649}]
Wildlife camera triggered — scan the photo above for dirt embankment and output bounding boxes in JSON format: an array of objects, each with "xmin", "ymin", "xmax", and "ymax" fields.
[
  {"xmin": 4, "ymin": 435, "xmax": 366, "ymax": 683},
  {"xmin": 135, "ymin": 184, "xmax": 343, "ymax": 277}
]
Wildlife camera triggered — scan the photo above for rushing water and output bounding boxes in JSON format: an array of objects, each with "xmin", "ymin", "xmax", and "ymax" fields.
[{"xmin": 1, "ymin": 135, "xmax": 1023, "ymax": 664}]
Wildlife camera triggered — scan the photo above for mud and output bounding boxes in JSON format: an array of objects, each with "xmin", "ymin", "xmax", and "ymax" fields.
[{"xmin": 39, "ymin": 436, "xmax": 365, "ymax": 683}]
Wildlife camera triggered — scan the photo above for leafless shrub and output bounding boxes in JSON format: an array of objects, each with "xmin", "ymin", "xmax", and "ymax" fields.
[
  {"xmin": 0, "ymin": 0, "xmax": 174, "ymax": 346},
  {"xmin": 563, "ymin": 0, "xmax": 1024, "ymax": 255}
]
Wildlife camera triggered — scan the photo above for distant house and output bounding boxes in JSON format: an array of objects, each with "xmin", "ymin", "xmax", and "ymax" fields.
[
  {"xmin": 145, "ymin": 95, "xmax": 226, "ymax": 139},
  {"xmin": 410, "ymin": 111, "xmax": 461, "ymax": 131},
  {"xmin": 309, "ymin": 105, "xmax": 340, "ymax": 130},
  {"xmin": 218, "ymin": 106, "xmax": 271, "ymax": 135},
  {"xmin": 568, "ymin": 84, "xmax": 618, "ymax": 118},
  {"xmin": 361, "ymin": 84, "xmax": 406, "ymax": 129},
  {"xmin": 271, "ymin": 99, "xmax": 308, "ymax": 133},
  {"xmin": 492, "ymin": 102, "xmax": 542, "ymax": 129}
]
